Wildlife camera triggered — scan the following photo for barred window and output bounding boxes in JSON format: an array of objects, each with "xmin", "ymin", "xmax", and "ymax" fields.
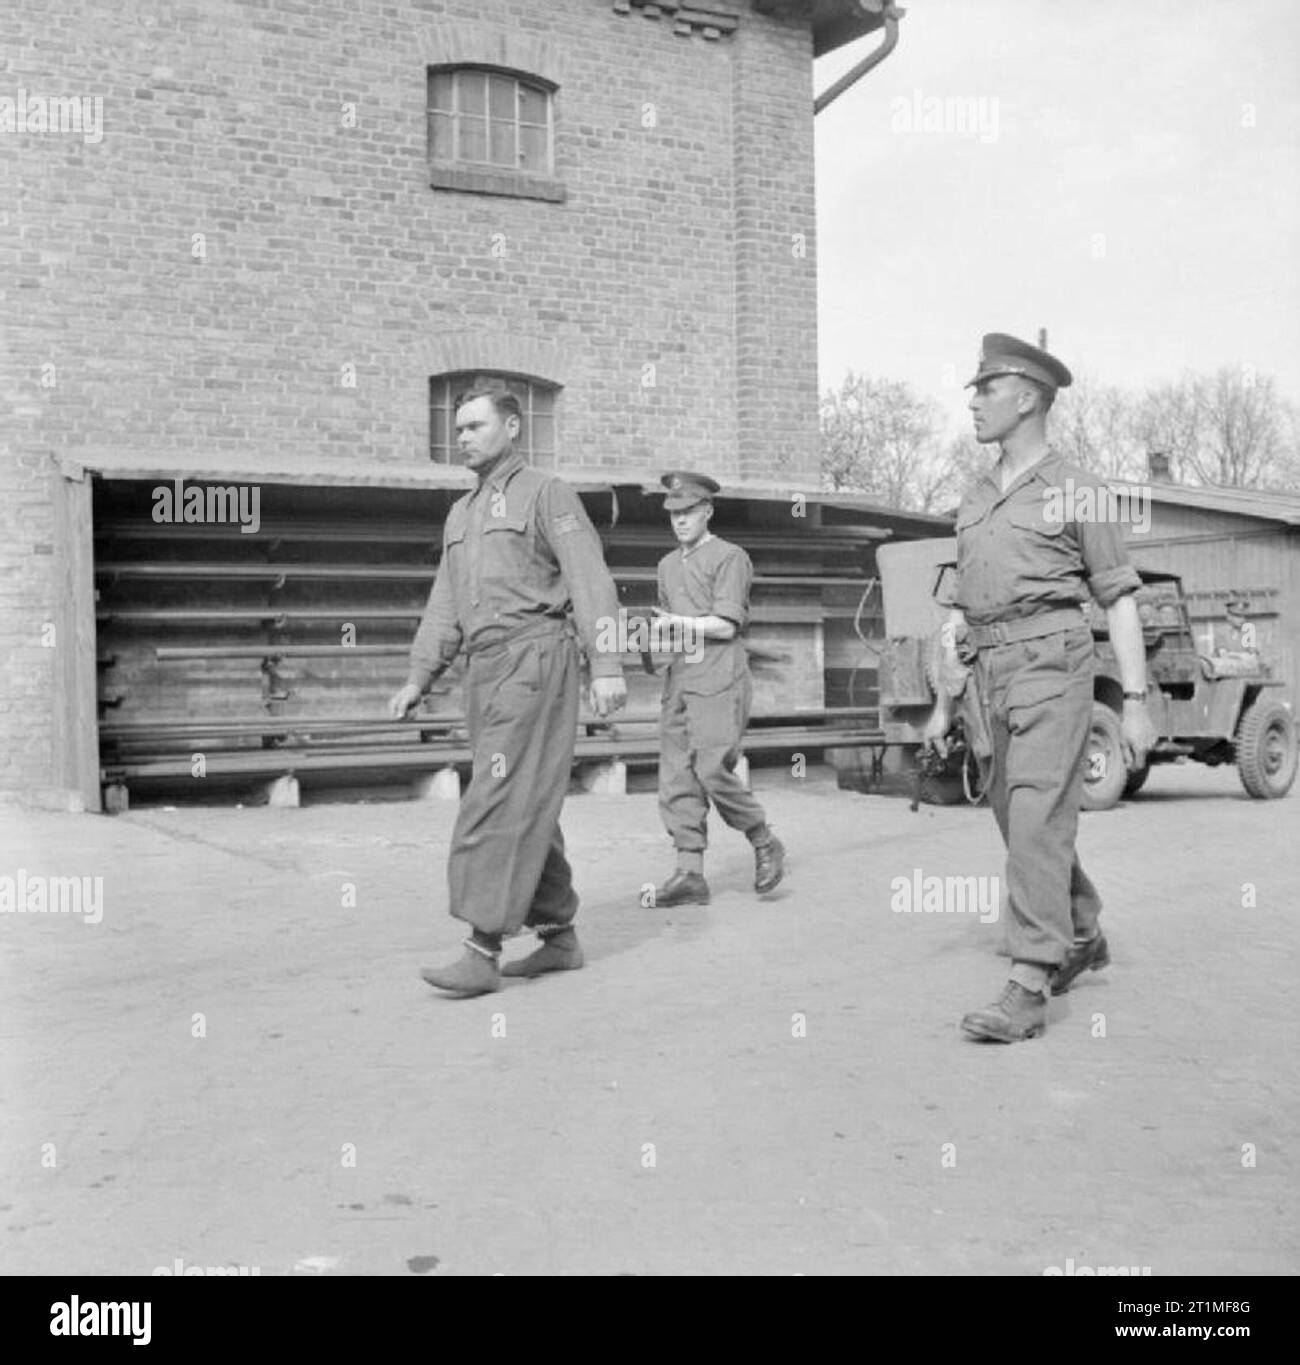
[
  {"xmin": 430, "ymin": 372, "xmax": 558, "ymax": 469},
  {"xmin": 427, "ymin": 68, "xmax": 553, "ymax": 175}
]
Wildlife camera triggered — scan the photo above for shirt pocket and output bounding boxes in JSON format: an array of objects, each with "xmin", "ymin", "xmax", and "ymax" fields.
[
  {"xmin": 480, "ymin": 512, "xmax": 534, "ymax": 586},
  {"xmin": 1003, "ymin": 498, "xmax": 1073, "ymax": 590},
  {"xmin": 954, "ymin": 505, "xmax": 985, "ymax": 550},
  {"xmin": 953, "ymin": 504, "xmax": 988, "ymax": 569},
  {"xmin": 1006, "ymin": 498, "xmax": 1067, "ymax": 538}
]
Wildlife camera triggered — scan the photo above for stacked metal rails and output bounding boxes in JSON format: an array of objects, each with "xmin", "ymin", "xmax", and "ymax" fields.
[{"xmin": 92, "ymin": 477, "xmax": 935, "ymax": 809}]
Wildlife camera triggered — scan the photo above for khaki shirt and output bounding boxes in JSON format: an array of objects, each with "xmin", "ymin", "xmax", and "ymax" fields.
[
  {"xmin": 657, "ymin": 534, "xmax": 752, "ymax": 696},
  {"xmin": 408, "ymin": 452, "xmax": 624, "ymax": 688},
  {"xmin": 954, "ymin": 450, "xmax": 1141, "ymax": 627}
]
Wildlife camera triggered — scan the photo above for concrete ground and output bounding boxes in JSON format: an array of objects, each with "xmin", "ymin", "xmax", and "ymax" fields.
[{"xmin": 1, "ymin": 762, "xmax": 1296, "ymax": 1277}]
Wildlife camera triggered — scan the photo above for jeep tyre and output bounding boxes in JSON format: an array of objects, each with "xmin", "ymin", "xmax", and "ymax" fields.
[
  {"xmin": 1235, "ymin": 698, "xmax": 1298, "ymax": 799},
  {"xmin": 918, "ymin": 771, "xmax": 966, "ymax": 806},
  {"xmin": 962, "ymin": 746, "xmax": 989, "ymax": 806},
  {"xmin": 1080, "ymin": 702, "xmax": 1126, "ymax": 811},
  {"xmin": 1122, "ymin": 762, "xmax": 1150, "ymax": 797}
]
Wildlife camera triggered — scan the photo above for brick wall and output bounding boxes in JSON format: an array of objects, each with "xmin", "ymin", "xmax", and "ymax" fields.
[{"xmin": 1, "ymin": 0, "xmax": 823, "ymax": 797}]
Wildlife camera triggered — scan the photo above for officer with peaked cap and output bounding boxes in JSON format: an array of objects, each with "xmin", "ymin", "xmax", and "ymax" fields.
[
  {"xmin": 965, "ymin": 331, "xmax": 1074, "ymax": 391},
  {"xmin": 924, "ymin": 333, "xmax": 1156, "ymax": 1041},
  {"xmin": 649, "ymin": 471, "xmax": 785, "ymax": 905}
]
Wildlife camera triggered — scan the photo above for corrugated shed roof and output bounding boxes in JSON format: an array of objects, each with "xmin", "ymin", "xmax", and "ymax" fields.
[
  {"xmin": 58, "ymin": 450, "xmax": 478, "ymax": 491},
  {"xmin": 1108, "ymin": 478, "xmax": 1300, "ymax": 526},
  {"xmin": 57, "ymin": 452, "xmax": 954, "ymax": 532}
]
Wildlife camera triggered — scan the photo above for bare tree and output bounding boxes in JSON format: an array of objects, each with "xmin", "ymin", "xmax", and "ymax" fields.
[
  {"xmin": 824, "ymin": 366, "xmax": 1300, "ymax": 508},
  {"xmin": 819, "ymin": 373, "xmax": 955, "ymax": 512},
  {"xmin": 1134, "ymin": 373, "xmax": 1207, "ymax": 485},
  {"xmin": 1279, "ymin": 401, "xmax": 1300, "ymax": 493},
  {"xmin": 1135, "ymin": 368, "xmax": 1298, "ymax": 489},
  {"xmin": 1050, "ymin": 376, "xmax": 1146, "ymax": 481},
  {"xmin": 1201, "ymin": 367, "xmax": 1293, "ymax": 488},
  {"xmin": 937, "ymin": 434, "xmax": 990, "ymax": 513}
]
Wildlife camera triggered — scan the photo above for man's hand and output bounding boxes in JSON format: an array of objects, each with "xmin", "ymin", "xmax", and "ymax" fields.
[
  {"xmin": 653, "ymin": 606, "xmax": 736, "ymax": 643},
  {"xmin": 589, "ymin": 675, "xmax": 627, "ymax": 718},
  {"xmin": 1120, "ymin": 697, "xmax": 1157, "ymax": 771},
  {"xmin": 922, "ymin": 704, "xmax": 952, "ymax": 759},
  {"xmin": 388, "ymin": 682, "xmax": 422, "ymax": 719}
]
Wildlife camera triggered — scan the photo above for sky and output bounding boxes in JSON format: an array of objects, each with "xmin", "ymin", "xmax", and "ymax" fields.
[{"xmin": 813, "ymin": 0, "xmax": 1300, "ymax": 437}]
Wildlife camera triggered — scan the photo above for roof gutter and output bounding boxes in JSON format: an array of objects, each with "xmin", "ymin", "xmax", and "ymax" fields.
[{"xmin": 814, "ymin": 3, "xmax": 905, "ymax": 116}]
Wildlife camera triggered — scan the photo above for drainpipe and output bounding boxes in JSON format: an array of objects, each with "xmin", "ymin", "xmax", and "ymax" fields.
[{"xmin": 814, "ymin": 3, "xmax": 905, "ymax": 116}]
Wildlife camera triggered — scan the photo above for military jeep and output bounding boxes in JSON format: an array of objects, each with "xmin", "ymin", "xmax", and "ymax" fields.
[
  {"xmin": 871, "ymin": 538, "xmax": 1297, "ymax": 809},
  {"xmin": 1080, "ymin": 569, "xmax": 1296, "ymax": 808}
]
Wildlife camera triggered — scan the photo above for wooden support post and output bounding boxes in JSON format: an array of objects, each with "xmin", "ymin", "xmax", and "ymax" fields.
[
  {"xmin": 50, "ymin": 464, "xmax": 101, "ymax": 812},
  {"xmin": 412, "ymin": 766, "xmax": 461, "ymax": 800},
  {"xmin": 577, "ymin": 759, "xmax": 627, "ymax": 794},
  {"xmin": 265, "ymin": 775, "xmax": 300, "ymax": 808}
]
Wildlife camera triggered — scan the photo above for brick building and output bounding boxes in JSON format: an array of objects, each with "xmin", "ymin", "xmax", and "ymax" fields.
[{"xmin": 2, "ymin": 0, "xmax": 903, "ymax": 809}]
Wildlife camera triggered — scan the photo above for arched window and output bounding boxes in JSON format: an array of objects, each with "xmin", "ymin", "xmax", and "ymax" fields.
[
  {"xmin": 427, "ymin": 67, "xmax": 563, "ymax": 200},
  {"xmin": 430, "ymin": 372, "xmax": 559, "ymax": 468}
]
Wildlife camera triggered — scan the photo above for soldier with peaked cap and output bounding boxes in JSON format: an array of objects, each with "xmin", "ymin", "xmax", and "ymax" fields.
[
  {"xmin": 649, "ymin": 471, "xmax": 785, "ymax": 906},
  {"xmin": 924, "ymin": 333, "xmax": 1156, "ymax": 1042}
]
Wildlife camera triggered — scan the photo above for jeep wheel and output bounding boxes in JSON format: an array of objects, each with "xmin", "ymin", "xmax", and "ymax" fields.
[
  {"xmin": 1080, "ymin": 703, "xmax": 1126, "ymax": 811},
  {"xmin": 962, "ymin": 747, "xmax": 989, "ymax": 806},
  {"xmin": 1122, "ymin": 762, "xmax": 1150, "ymax": 797},
  {"xmin": 1235, "ymin": 699, "xmax": 1298, "ymax": 799},
  {"xmin": 919, "ymin": 770, "xmax": 967, "ymax": 806}
]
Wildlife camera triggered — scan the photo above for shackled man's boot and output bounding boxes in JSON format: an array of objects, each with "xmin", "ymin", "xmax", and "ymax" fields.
[
  {"xmin": 960, "ymin": 980, "xmax": 1047, "ymax": 1042},
  {"xmin": 420, "ymin": 935, "xmax": 502, "ymax": 996},
  {"xmin": 653, "ymin": 871, "xmax": 711, "ymax": 907},
  {"xmin": 502, "ymin": 925, "xmax": 585, "ymax": 978},
  {"xmin": 750, "ymin": 827, "xmax": 786, "ymax": 895},
  {"xmin": 1051, "ymin": 932, "xmax": 1110, "ymax": 995}
]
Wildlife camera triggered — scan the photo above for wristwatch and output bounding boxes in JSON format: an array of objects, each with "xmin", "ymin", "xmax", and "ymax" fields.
[{"xmin": 1122, "ymin": 690, "xmax": 1146, "ymax": 702}]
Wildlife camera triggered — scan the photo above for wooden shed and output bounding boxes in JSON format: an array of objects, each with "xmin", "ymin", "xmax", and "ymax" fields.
[
  {"xmin": 1114, "ymin": 480, "xmax": 1300, "ymax": 706},
  {"xmin": 52, "ymin": 454, "xmax": 951, "ymax": 811}
]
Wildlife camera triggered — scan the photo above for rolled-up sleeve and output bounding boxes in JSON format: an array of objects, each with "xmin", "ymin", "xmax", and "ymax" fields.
[
  {"xmin": 1076, "ymin": 516, "xmax": 1142, "ymax": 607},
  {"xmin": 711, "ymin": 546, "xmax": 752, "ymax": 628},
  {"xmin": 539, "ymin": 479, "xmax": 625, "ymax": 679}
]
